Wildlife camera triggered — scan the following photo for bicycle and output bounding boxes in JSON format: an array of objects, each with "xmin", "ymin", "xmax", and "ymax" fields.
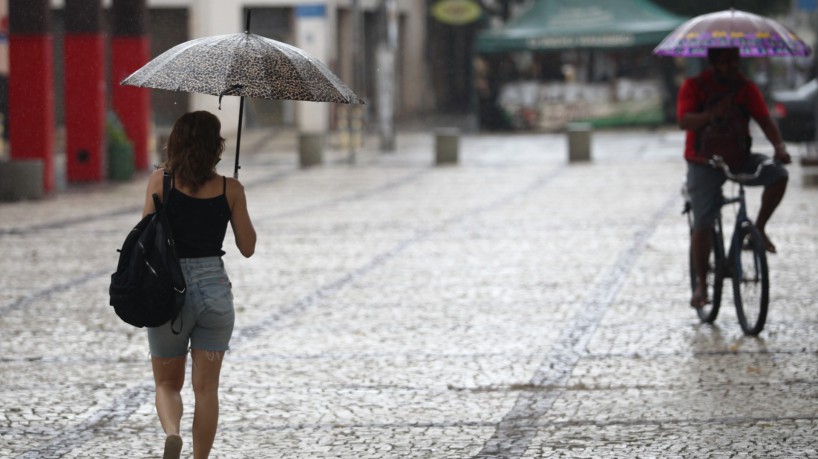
[{"xmin": 682, "ymin": 155, "xmax": 771, "ymax": 335}]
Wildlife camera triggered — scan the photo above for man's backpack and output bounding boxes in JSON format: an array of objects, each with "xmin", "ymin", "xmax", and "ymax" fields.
[
  {"xmin": 694, "ymin": 75, "xmax": 752, "ymax": 166},
  {"xmin": 109, "ymin": 171, "xmax": 185, "ymax": 333}
]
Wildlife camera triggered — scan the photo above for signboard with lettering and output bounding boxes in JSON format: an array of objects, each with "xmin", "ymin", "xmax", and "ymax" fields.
[{"xmin": 431, "ymin": 0, "xmax": 482, "ymax": 26}]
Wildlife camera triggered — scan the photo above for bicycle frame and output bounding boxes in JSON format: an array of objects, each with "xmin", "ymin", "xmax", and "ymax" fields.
[{"xmin": 686, "ymin": 155, "xmax": 771, "ymax": 334}]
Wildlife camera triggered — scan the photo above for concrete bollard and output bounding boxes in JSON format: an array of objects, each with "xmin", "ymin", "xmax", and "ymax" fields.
[
  {"xmin": 567, "ymin": 122, "xmax": 592, "ymax": 163},
  {"xmin": 801, "ymin": 157, "xmax": 818, "ymax": 186},
  {"xmin": 435, "ymin": 128, "xmax": 460, "ymax": 165},
  {"xmin": 299, "ymin": 132, "xmax": 324, "ymax": 167},
  {"xmin": 0, "ymin": 159, "xmax": 45, "ymax": 201}
]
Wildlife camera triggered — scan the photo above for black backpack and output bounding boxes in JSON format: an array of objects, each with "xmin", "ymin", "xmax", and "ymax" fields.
[
  {"xmin": 109, "ymin": 171, "xmax": 185, "ymax": 333},
  {"xmin": 694, "ymin": 75, "xmax": 752, "ymax": 166}
]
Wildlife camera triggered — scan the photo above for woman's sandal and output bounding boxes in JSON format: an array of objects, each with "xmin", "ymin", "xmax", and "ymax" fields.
[{"xmin": 163, "ymin": 434, "xmax": 183, "ymax": 459}]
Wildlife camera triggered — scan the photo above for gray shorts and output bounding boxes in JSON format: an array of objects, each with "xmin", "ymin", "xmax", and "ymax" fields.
[
  {"xmin": 148, "ymin": 257, "xmax": 235, "ymax": 358},
  {"xmin": 686, "ymin": 153, "xmax": 788, "ymax": 230}
]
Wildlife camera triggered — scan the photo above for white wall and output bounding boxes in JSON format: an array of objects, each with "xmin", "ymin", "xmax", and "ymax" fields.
[
  {"xmin": 183, "ymin": 0, "xmax": 336, "ymax": 135},
  {"xmin": 187, "ymin": 0, "xmax": 244, "ymax": 134},
  {"xmin": 294, "ymin": 5, "xmax": 330, "ymax": 132}
]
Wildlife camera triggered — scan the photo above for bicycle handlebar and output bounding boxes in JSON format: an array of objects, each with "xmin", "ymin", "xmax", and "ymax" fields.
[{"xmin": 709, "ymin": 155, "xmax": 775, "ymax": 183}]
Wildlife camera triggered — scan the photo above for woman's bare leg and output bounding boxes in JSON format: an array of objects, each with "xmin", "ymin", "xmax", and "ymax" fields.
[
  {"xmin": 151, "ymin": 356, "xmax": 186, "ymax": 436},
  {"xmin": 190, "ymin": 349, "xmax": 225, "ymax": 459}
]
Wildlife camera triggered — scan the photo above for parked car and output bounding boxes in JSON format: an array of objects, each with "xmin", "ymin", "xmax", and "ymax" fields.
[{"xmin": 771, "ymin": 79, "xmax": 817, "ymax": 143}]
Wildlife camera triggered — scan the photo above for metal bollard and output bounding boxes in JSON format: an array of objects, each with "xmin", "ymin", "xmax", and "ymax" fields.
[
  {"xmin": 567, "ymin": 122, "xmax": 592, "ymax": 162},
  {"xmin": 0, "ymin": 159, "xmax": 45, "ymax": 201},
  {"xmin": 299, "ymin": 132, "xmax": 324, "ymax": 167},
  {"xmin": 435, "ymin": 128, "xmax": 460, "ymax": 165}
]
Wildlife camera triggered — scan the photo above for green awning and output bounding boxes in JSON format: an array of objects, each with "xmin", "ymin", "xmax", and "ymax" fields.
[{"xmin": 476, "ymin": 0, "xmax": 687, "ymax": 53}]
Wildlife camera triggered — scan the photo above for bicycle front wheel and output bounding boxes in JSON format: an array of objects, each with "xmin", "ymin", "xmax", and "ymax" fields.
[
  {"xmin": 690, "ymin": 224, "xmax": 724, "ymax": 323},
  {"xmin": 733, "ymin": 223, "xmax": 769, "ymax": 335}
]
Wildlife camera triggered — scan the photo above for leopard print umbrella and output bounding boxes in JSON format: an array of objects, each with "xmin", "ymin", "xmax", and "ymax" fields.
[
  {"xmin": 121, "ymin": 32, "xmax": 363, "ymax": 104},
  {"xmin": 121, "ymin": 31, "xmax": 363, "ymax": 177}
]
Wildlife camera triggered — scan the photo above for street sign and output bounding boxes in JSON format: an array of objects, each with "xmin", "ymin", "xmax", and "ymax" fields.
[{"xmin": 797, "ymin": 0, "xmax": 817, "ymax": 12}]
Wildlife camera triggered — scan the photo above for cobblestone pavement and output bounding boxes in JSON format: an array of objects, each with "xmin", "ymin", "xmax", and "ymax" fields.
[{"xmin": 2, "ymin": 127, "xmax": 817, "ymax": 458}]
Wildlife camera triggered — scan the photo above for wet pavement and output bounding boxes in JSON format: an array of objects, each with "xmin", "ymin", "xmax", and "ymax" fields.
[{"xmin": 2, "ymin": 126, "xmax": 817, "ymax": 458}]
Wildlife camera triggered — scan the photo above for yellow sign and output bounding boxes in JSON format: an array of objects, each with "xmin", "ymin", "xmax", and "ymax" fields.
[{"xmin": 431, "ymin": 0, "xmax": 482, "ymax": 26}]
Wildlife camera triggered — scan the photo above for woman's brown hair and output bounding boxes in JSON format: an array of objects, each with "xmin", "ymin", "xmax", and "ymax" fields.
[{"xmin": 163, "ymin": 111, "xmax": 225, "ymax": 194}]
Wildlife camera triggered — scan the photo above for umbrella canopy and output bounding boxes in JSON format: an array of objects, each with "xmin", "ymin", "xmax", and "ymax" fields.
[
  {"xmin": 122, "ymin": 32, "xmax": 363, "ymax": 104},
  {"xmin": 653, "ymin": 8, "xmax": 811, "ymax": 58},
  {"xmin": 121, "ymin": 23, "xmax": 363, "ymax": 178}
]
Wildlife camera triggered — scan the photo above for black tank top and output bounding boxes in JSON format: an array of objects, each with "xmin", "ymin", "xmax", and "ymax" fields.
[{"xmin": 166, "ymin": 177, "xmax": 231, "ymax": 258}]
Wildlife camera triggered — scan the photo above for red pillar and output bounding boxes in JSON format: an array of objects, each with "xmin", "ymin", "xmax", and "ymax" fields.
[
  {"xmin": 8, "ymin": 0, "xmax": 55, "ymax": 191},
  {"xmin": 111, "ymin": 0, "xmax": 150, "ymax": 171},
  {"xmin": 64, "ymin": 0, "xmax": 105, "ymax": 182}
]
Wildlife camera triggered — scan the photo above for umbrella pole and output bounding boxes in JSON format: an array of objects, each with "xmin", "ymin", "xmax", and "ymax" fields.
[
  {"xmin": 233, "ymin": 8, "xmax": 251, "ymax": 179},
  {"xmin": 234, "ymin": 95, "xmax": 245, "ymax": 179}
]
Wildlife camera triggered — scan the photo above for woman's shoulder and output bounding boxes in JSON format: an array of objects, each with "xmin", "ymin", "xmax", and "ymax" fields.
[
  {"xmin": 224, "ymin": 176, "xmax": 246, "ymax": 193},
  {"xmin": 147, "ymin": 168, "xmax": 167, "ymax": 193},
  {"xmin": 222, "ymin": 176, "xmax": 247, "ymax": 209}
]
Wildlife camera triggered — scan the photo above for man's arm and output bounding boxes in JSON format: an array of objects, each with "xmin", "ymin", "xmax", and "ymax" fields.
[
  {"xmin": 679, "ymin": 110, "xmax": 713, "ymax": 131},
  {"xmin": 745, "ymin": 83, "xmax": 791, "ymax": 164},
  {"xmin": 756, "ymin": 114, "xmax": 792, "ymax": 164},
  {"xmin": 680, "ymin": 93, "xmax": 733, "ymax": 132},
  {"xmin": 677, "ymin": 78, "xmax": 721, "ymax": 131}
]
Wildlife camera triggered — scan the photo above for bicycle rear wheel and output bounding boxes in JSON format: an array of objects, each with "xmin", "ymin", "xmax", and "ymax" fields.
[
  {"xmin": 733, "ymin": 223, "xmax": 769, "ymax": 335},
  {"xmin": 690, "ymin": 223, "xmax": 724, "ymax": 323}
]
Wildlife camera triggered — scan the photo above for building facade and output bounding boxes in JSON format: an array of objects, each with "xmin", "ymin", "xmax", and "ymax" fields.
[{"xmin": 32, "ymin": 0, "xmax": 432, "ymax": 134}]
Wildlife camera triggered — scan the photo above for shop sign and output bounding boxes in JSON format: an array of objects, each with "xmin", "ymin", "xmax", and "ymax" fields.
[
  {"xmin": 527, "ymin": 34, "xmax": 636, "ymax": 50},
  {"xmin": 431, "ymin": 0, "xmax": 482, "ymax": 26}
]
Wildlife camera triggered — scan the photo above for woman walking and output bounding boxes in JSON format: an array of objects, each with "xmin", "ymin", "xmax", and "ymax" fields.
[{"xmin": 141, "ymin": 111, "xmax": 256, "ymax": 458}]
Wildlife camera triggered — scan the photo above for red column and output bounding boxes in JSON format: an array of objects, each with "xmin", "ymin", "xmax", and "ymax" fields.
[
  {"xmin": 8, "ymin": 0, "xmax": 55, "ymax": 191},
  {"xmin": 64, "ymin": 0, "xmax": 105, "ymax": 182},
  {"xmin": 111, "ymin": 0, "xmax": 150, "ymax": 171}
]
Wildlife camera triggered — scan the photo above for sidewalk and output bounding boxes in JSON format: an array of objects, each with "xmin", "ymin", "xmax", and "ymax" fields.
[{"xmin": 2, "ymin": 126, "xmax": 817, "ymax": 458}]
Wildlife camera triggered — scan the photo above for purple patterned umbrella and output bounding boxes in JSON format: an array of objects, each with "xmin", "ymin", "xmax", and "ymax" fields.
[{"xmin": 653, "ymin": 8, "xmax": 811, "ymax": 58}]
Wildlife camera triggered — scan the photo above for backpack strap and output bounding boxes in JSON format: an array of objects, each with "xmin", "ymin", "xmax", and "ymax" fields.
[
  {"xmin": 691, "ymin": 73, "xmax": 752, "ymax": 128},
  {"xmin": 162, "ymin": 170, "xmax": 172, "ymax": 207},
  {"xmin": 160, "ymin": 169, "xmax": 183, "ymax": 335}
]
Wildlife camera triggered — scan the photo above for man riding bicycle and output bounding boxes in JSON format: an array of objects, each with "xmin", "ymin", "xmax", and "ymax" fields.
[{"xmin": 677, "ymin": 47, "xmax": 791, "ymax": 309}]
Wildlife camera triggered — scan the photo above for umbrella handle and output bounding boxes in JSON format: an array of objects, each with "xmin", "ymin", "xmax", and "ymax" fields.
[{"xmin": 234, "ymin": 95, "xmax": 244, "ymax": 179}]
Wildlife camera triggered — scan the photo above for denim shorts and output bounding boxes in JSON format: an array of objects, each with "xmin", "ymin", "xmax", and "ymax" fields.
[
  {"xmin": 148, "ymin": 257, "xmax": 234, "ymax": 358},
  {"xmin": 686, "ymin": 153, "xmax": 788, "ymax": 230}
]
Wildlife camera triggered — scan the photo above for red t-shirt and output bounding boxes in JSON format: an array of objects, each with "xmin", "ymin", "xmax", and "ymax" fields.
[{"xmin": 677, "ymin": 69, "xmax": 769, "ymax": 164}]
